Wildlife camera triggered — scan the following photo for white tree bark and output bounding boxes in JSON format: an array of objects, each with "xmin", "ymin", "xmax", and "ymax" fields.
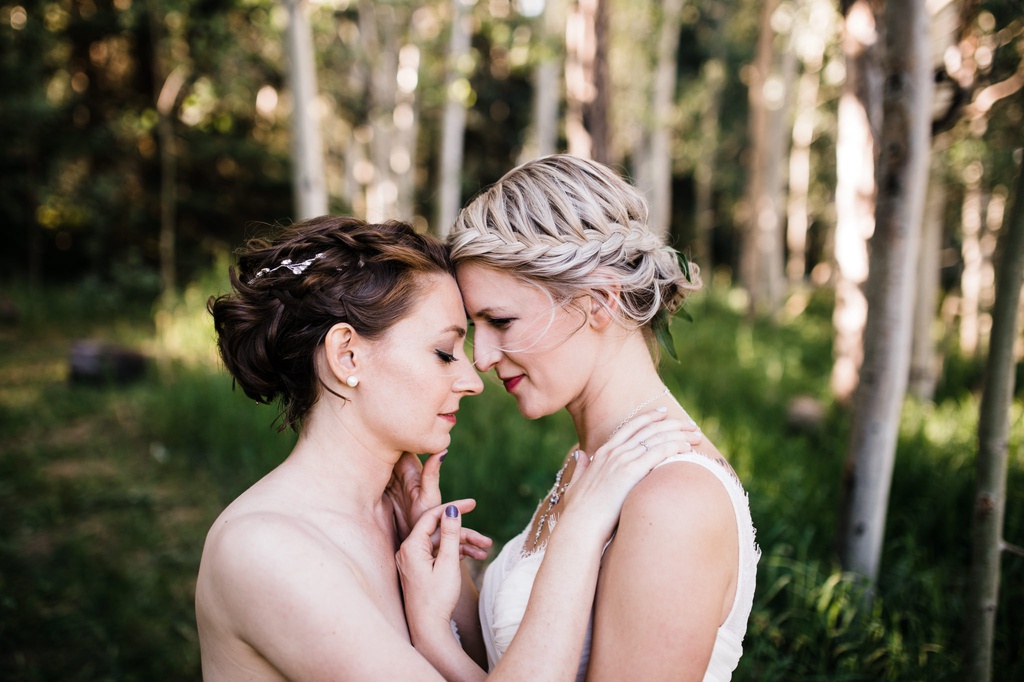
[
  {"xmin": 785, "ymin": 0, "xmax": 831, "ymax": 285},
  {"xmin": 908, "ymin": 0, "xmax": 960, "ymax": 400},
  {"xmin": 967, "ymin": 159, "xmax": 1024, "ymax": 682},
  {"xmin": 565, "ymin": 0, "xmax": 610, "ymax": 162},
  {"xmin": 693, "ymin": 1, "xmax": 728, "ymax": 274},
  {"xmin": 742, "ymin": 0, "xmax": 793, "ymax": 317},
  {"xmin": 360, "ymin": 1, "xmax": 401, "ymax": 223},
  {"xmin": 839, "ymin": 0, "xmax": 933, "ymax": 588},
  {"xmin": 519, "ymin": 0, "xmax": 563, "ymax": 163},
  {"xmin": 436, "ymin": 0, "xmax": 472, "ymax": 237},
  {"xmin": 646, "ymin": 0, "xmax": 686, "ymax": 240},
  {"xmin": 284, "ymin": 0, "xmax": 328, "ymax": 220},
  {"xmin": 393, "ymin": 42, "xmax": 421, "ymax": 220},
  {"xmin": 960, "ymin": 160, "xmax": 987, "ymax": 355},
  {"xmin": 831, "ymin": 0, "xmax": 883, "ymax": 402},
  {"xmin": 908, "ymin": 150, "xmax": 946, "ymax": 400}
]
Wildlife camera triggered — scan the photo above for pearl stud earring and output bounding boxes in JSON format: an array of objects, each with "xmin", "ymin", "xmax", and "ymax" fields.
[{"xmin": 346, "ymin": 376, "xmax": 359, "ymax": 388}]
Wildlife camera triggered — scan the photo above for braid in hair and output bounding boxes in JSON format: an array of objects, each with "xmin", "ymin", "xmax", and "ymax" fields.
[{"xmin": 448, "ymin": 154, "xmax": 701, "ymax": 331}]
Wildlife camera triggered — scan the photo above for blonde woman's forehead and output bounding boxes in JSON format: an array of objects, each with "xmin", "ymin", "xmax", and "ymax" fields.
[{"xmin": 455, "ymin": 263, "xmax": 549, "ymax": 313}]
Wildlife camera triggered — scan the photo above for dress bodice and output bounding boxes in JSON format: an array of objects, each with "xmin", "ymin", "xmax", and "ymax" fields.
[{"xmin": 478, "ymin": 453, "xmax": 760, "ymax": 682}]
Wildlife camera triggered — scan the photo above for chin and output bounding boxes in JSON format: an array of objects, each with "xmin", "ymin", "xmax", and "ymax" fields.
[
  {"xmin": 515, "ymin": 400, "xmax": 553, "ymax": 421},
  {"xmin": 413, "ymin": 433, "xmax": 451, "ymax": 455}
]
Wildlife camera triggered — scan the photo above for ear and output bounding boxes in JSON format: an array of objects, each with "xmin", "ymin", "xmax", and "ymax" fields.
[
  {"xmin": 323, "ymin": 322, "xmax": 360, "ymax": 383},
  {"xmin": 588, "ymin": 286, "xmax": 621, "ymax": 331}
]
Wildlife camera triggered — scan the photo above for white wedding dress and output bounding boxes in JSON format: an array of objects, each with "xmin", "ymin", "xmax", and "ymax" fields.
[{"xmin": 478, "ymin": 453, "xmax": 760, "ymax": 681}]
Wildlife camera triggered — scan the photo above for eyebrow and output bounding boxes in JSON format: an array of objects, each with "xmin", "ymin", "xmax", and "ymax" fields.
[
  {"xmin": 440, "ymin": 324, "xmax": 467, "ymax": 339},
  {"xmin": 467, "ymin": 307, "xmax": 511, "ymax": 319}
]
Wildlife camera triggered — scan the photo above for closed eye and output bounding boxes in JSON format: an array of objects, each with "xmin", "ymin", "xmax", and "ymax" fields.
[
  {"xmin": 435, "ymin": 349, "xmax": 457, "ymax": 364},
  {"xmin": 488, "ymin": 317, "xmax": 515, "ymax": 330}
]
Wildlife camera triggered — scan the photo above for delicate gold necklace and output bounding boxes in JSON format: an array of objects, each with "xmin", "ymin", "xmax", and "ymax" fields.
[{"xmin": 529, "ymin": 386, "xmax": 670, "ymax": 550}]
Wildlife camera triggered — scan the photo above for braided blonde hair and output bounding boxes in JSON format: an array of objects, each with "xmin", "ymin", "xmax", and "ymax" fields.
[{"xmin": 448, "ymin": 154, "xmax": 701, "ymax": 333}]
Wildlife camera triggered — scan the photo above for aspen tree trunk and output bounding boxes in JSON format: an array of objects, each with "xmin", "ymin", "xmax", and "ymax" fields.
[
  {"xmin": 520, "ymin": 0, "xmax": 563, "ymax": 163},
  {"xmin": 646, "ymin": 0, "xmax": 686, "ymax": 241},
  {"xmin": 588, "ymin": 0, "xmax": 610, "ymax": 164},
  {"xmin": 967, "ymin": 161, "xmax": 1024, "ymax": 682},
  {"xmin": 284, "ymin": 0, "xmax": 328, "ymax": 219},
  {"xmin": 626, "ymin": 2, "xmax": 655, "ymax": 195},
  {"xmin": 742, "ymin": 0, "xmax": 793, "ymax": 317},
  {"xmin": 693, "ymin": 1, "xmax": 728, "ymax": 275},
  {"xmin": 361, "ymin": 1, "xmax": 403, "ymax": 223},
  {"xmin": 436, "ymin": 0, "xmax": 471, "ymax": 237},
  {"xmin": 960, "ymin": 160, "xmax": 986, "ymax": 355},
  {"xmin": 565, "ymin": 0, "xmax": 610, "ymax": 162},
  {"xmin": 393, "ymin": 42, "xmax": 421, "ymax": 220},
  {"xmin": 785, "ymin": 0, "xmax": 830, "ymax": 286},
  {"xmin": 908, "ymin": 0, "xmax": 959, "ymax": 399},
  {"xmin": 831, "ymin": 0, "xmax": 883, "ymax": 402},
  {"xmin": 908, "ymin": 150, "xmax": 946, "ymax": 400},
  {"xmin": 838, "ymin": 0, "xmax": 933, "ymax": 589},
  {"xmin": 147, "ymin": 0, "xmax": 187, "ymax": 298}
]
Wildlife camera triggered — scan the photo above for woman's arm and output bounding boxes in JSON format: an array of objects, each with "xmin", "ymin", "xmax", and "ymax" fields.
[
  {"xmin": 585, "ymin": 462, "xmax": 738, "ymax": 681},
  {"xmin": 398, "ymin": 411, "xmax": 703, "ymax": 682}
]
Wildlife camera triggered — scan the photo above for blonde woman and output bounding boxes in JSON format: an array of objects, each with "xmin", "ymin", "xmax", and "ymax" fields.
[{"xmin": 400, "ymin": 155, "xmax": 759, "ymax": 681}]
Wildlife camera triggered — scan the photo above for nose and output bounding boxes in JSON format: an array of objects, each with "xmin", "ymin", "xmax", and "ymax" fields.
[
  {"xmin": 471, "ymin": 328, "xmax": 502, "ymax": 373},
  {"xmin": 456, "ymin": 358, "xmax": 484, "ymax": 396}
]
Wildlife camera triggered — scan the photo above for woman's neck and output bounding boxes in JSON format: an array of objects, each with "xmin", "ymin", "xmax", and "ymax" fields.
[
  {"xmin": 568, "ymin": 332, "xmax": 672, "ymax": 455},
  {"xmin": 286, "ymin": 405, "xmax": 400, "ymax": 518}
]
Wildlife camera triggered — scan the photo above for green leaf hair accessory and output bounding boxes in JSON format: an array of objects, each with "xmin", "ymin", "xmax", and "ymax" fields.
[
  {"xmin": 652, "ymin": 307, "xmax": 679, "ymax": 361},
  {"xmin": 652, "ymin": 251, "xmax": 696, "ymax": 362},
  {"xmin": 680, "ymin": 250, "xmax": 693, "ymax": 283}
]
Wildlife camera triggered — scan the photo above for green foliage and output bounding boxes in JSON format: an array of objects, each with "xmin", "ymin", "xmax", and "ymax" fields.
[{"xmin": 2, "ymin": 279, "xmax": 1023, "ymax": 680}]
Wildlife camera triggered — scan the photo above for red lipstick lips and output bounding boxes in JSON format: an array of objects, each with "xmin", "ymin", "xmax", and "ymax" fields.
[{"xmin": 502, "ymin": 375, "xmax": 523, "ymax": 393}]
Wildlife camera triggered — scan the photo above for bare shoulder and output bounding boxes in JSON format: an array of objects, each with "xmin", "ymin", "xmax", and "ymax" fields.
[
  {"xmin": 197, "ymin": 508, "xmax": 352, "ymax": 618},
  {"xmin": 202, "ymin": 508, "xmax": 330, "ymax": 574},
  {"xmin": 617, "ymin": 456, "xmax": 737, "ymax": 547}
]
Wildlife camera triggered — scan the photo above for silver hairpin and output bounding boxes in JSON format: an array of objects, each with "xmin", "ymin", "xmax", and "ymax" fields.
[{"xmin": 248, "ymin": 253, "xmax": 326, "ymax": 285}]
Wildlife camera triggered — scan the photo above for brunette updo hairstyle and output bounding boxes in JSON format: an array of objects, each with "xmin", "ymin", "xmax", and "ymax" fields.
[
  {"xmin": 208, "ymin": 216, "xmax": 452, "ymax": 431},
  {"xmin": 448, "ymin": 154, "xmax": 701, "ymax": 336}
]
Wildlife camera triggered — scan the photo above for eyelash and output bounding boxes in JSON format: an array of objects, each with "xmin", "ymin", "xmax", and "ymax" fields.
[
  {"xmin": 435, "ymin": 350, "xmax": 457, "ymax": 364},
  {"xmin": 488, "ymin": 318, "xmax": 514, "ymax": 330}
]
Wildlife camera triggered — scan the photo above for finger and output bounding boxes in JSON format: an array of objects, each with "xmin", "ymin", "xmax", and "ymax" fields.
[
  {"xmin": 450, "ymin": 497, "xmax": 477, "ymax": 514},
  {"xmin": 461, "ymin": 527, "xmax": 493, "ymax": 551},
  {"xmin": 614, "ymin": 419, "xmax": 692, "ymax": 454},
  {"xmin": 629, "ymin": 428, "xmax": 695, "ymax": 452},
  {"xmin": 602, "ymin": 408, "xmax": 669, "ymax": 450},
  {"xmin": 436, "ymin": 504, "xmax": 463, "ymax": 573},
  {"xmin": 634, "ymin": 434, "xmax": 696, "ymax": 470},
  {"xmin": 423, "ymin": 499, "xmax": 477, "ymax": 552},
  {"xmin": 589, "ymin": 424, "xmax": 681, "ymax": 469},
  {"xmin": 460, "ymin": 541, "xmax": 490, "ymax": 560},
  {"xmin": 393, "ymin": 451, "xmax": 424, "ymax": 482},
  {"xmin": 420, "ymin": 450, "xmax": 447, "ymax": 508},
  {"xmin": 397, "ymin": 507, "xmax": 445, "ymax": 570},
  {"xmin": 571, "ymin": 447, "xmax": 591, "ymax": 469}
]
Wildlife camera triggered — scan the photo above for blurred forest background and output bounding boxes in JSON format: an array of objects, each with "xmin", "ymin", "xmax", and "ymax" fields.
[{"xmin": 2, "ymin": 0, "xmax": 1023, "ymax": 680}]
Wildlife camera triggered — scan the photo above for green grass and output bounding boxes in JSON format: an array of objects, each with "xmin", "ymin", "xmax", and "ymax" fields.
[{"xmin": 0, "ymin": 280, "xmax": 1021, "ymax": 680}]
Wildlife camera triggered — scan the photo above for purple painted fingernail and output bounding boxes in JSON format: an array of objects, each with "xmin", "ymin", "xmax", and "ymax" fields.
[
  {"xmin": 439, "ymin": 453, "xmax": 447, "ymax": 463},
  {"xmin": 445, "ymin": 504, "xmax": 459, "ymax": 518}
]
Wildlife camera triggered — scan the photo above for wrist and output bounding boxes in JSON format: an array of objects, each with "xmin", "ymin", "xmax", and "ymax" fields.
[{"xmin": 548, "ymin": 510, "xmax": 611, "ymax": 550}]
